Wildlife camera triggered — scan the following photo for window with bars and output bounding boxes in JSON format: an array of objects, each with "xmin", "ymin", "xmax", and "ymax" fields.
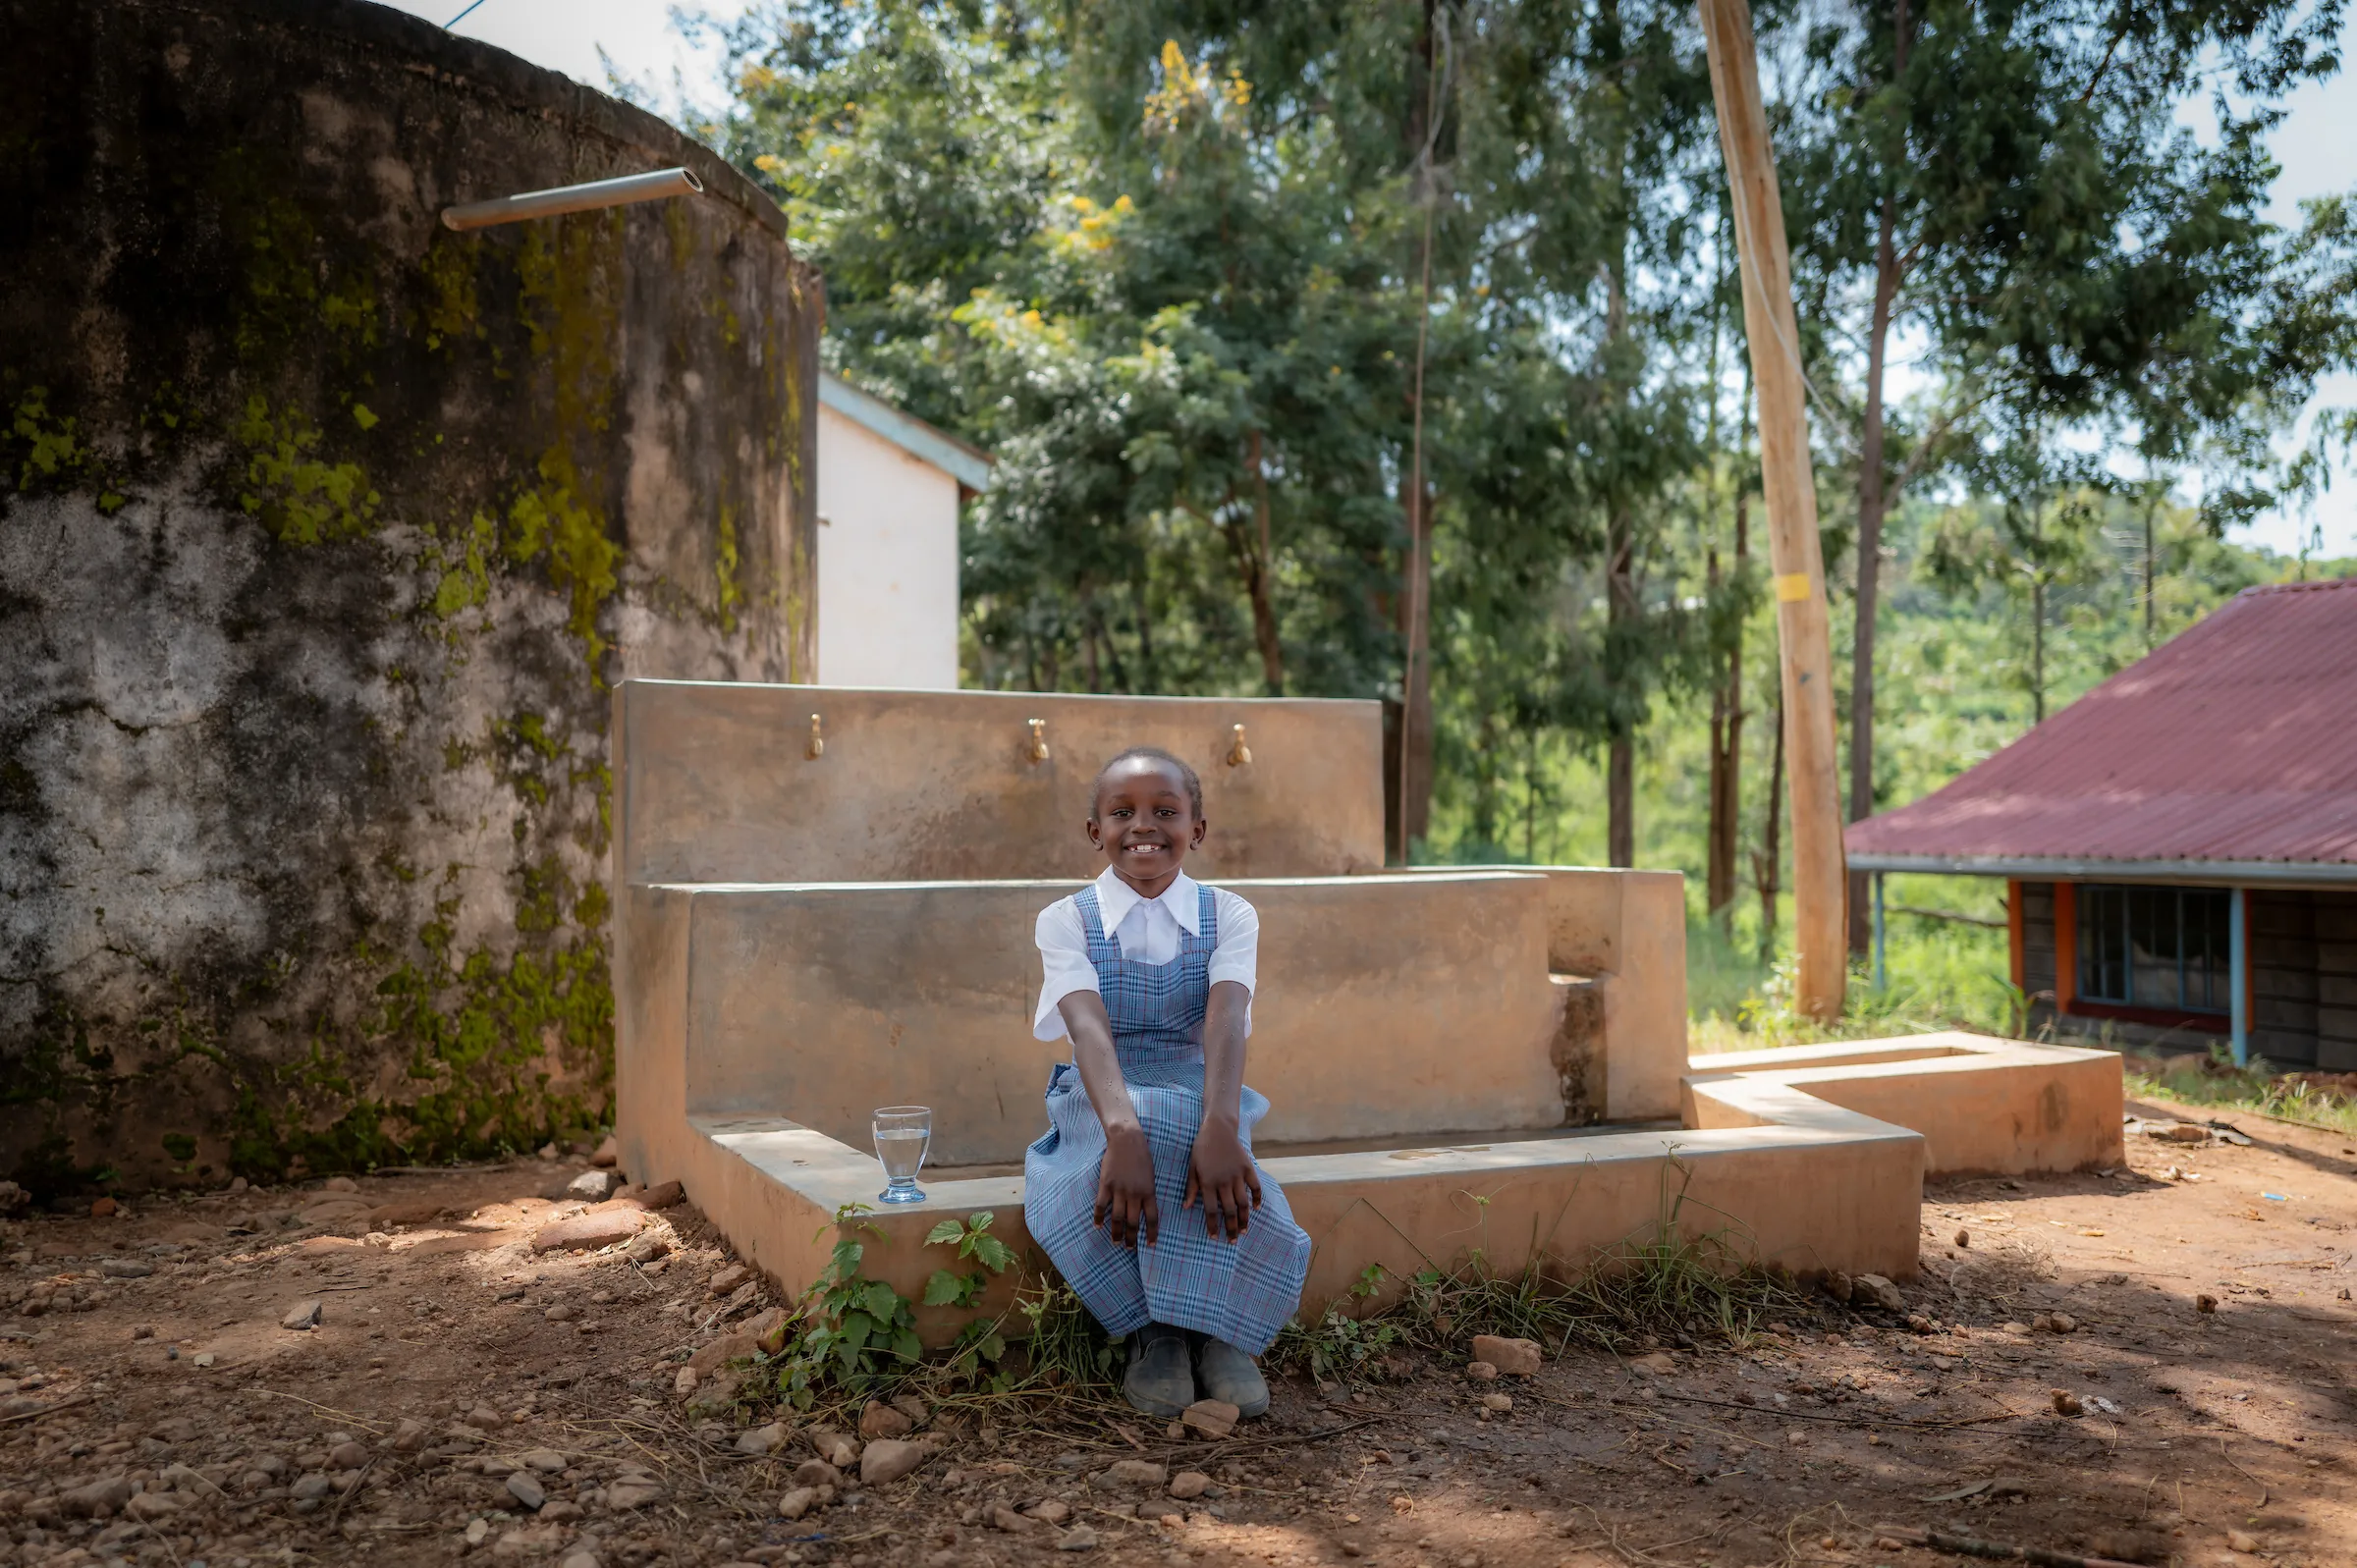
[{"xmin": 2075, "ymin": 885, "xmax": 2230, "ymax": 1013}]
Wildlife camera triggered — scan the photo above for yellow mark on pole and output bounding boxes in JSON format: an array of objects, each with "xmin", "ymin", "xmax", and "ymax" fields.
[{"xmin": 1773, "ymin": 571, "xmax": 1813, "ymax": 603}]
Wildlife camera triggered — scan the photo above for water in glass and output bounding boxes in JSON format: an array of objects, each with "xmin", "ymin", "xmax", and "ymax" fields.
[{"xmin": 872, "ymin": 1106, "xmax": 932, "ymax": 1204}]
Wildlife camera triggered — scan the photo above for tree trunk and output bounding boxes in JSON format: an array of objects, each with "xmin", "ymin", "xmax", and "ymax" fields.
[
  {"xmin": 2032, "ymin": 574, "xmax": 2046, "ymax": 724},
  {"xmin": 2142, "ymin": 481, "xmax": 2158, "ymax": 650},
  {"xmin": 1707, "ymin": 487, "xmax": 1748, "ymax": 920},
  {"xmin": 1392, "ymin": 0, "xmax": 1441, "ymax": 864},
  {"xmin": 1754, "ymin": 680, "xmax": 1785, "ymax": 965},
  {"xmin": 1846, "ymin": 0, "xmax": 1909, "ymax": 955},
  {"xmin": 1132, "ymin": 571, "xmax": 1157, "ymax": 691},
  {"xmin": 1603, "ymin": 209, "xmax": 1636, "ymax": 869},
  {"xmin": 1244, "ymin": 430, "xmax": 1286, "ymax": 694}
]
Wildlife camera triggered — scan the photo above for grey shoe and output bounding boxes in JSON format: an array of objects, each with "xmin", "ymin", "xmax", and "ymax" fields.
[
  {"xmin": 1124, "ymin": 1325, "xmax": 1196, "ymax": 1418},
  {"xmin": 1193, "ymin": 1336, "xmax": 1270, "ymax": 1417}
]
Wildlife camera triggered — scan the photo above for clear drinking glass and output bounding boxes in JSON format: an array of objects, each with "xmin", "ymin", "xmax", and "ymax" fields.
[{"xmin": 872, "ymin": 1106, "xmax": 932, "ymax": 1205}]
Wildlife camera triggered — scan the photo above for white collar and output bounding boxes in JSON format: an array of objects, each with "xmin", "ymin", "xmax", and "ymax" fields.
[{"xmin": 1093, "ymin": 866, "xmax": 1202, "ymax": 936}]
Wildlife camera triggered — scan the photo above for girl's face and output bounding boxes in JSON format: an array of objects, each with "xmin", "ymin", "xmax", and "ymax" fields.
[{"xmin": 1087, "ymin": 757, "xmax": 1205, "ymax": 892}]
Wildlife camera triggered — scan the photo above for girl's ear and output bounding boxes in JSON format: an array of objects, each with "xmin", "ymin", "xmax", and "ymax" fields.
[{"xmin": 1190, "ymin": 817, "xmax": 1207, "ymax": 848}]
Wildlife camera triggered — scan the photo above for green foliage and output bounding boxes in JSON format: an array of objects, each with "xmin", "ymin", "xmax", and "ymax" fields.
[{"xmin": 1267, "ymin": 1264, "xmax": 1402, "ymax": 1385}]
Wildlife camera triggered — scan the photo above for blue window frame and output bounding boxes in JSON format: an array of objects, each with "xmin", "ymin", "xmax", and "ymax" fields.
[{"xmin": 2076, "ymin": 885, "xmax": 2230, "ymax": 1013}]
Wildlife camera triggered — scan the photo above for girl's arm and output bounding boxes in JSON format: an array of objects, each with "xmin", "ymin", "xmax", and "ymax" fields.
[
  {"xmin": 1059, "ymin": 990, "xmax": 1160, "ymax": 1248},
  {"xmin": 1184, "ymin": 979, "xmax": 1263, "ymax": 1241}
]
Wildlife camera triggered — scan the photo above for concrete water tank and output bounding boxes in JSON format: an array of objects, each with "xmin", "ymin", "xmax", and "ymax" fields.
[{"xmin": 0, "ymin": 0, "xmax": 821, "ymax": 1190}]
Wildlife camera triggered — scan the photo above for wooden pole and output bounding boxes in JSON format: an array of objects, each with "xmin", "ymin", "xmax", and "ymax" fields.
[{"xmin": 1697, "ymin": 0, "xmax": 1846, "ymax": 1021}]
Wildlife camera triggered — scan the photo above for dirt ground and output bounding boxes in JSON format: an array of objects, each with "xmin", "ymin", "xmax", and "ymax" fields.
[{"xmin": 2, "ymin": 1097, "xmax": 2353, "ymax": 1568}]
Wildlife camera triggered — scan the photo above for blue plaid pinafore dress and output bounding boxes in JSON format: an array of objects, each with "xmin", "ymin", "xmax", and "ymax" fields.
[{"xmin": 1022, "ymin": 884, "xmax": 1311, "ymax": 1354}]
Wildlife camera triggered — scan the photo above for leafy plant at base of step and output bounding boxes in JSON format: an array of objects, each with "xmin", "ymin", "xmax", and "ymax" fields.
[
  {"xmin": 775, "ymin": 1203, "xmax": 923, "ymax": 1408},
  {"xmin": 1014, "ymin": 1280, "xmax": 1120, "ymax": 1392},
  {"xmin": 1268, "ymin": 1263, "xmax": 1401, "ymax": 1385},
  {"xmin": 922, "ymin": 1211, "xmax": 1016, "ymax": 1378}
]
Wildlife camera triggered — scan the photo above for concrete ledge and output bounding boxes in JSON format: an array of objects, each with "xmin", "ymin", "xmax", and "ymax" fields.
[
  {"xmin": 1686, "ymin": 1031, "xmax": 2125, "ymax": 1176},
  {"xmin": 644, "ymin": 872, "xmax": 1568, "ymax": 1167}
]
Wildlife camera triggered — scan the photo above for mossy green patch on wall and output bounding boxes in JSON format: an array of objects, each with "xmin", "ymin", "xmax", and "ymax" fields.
[{"xmin": 0, "ymin": 0, "xmax": 820, "ymax": 1193}]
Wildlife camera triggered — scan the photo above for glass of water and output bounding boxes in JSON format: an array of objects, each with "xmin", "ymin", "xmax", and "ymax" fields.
[{"xmin": 872, "ymin": 1106, "xmax": 932, "ymax": 1205}]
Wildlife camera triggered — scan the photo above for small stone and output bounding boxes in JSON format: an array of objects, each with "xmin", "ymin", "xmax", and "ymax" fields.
[
  {"xmin": 1481, "ymin": 1392, "xmax": 1513, "ymax": 1413},
  {"xmin": 708, "ymin": 1263, "xmax": 752, "ymax": 1297},
  {"xmin": 626, "ymin": 1179, "xmax": 685, "ymax": 1210},
  {"xmin": 591, "ymin": 1135, "xmax": 620, "ymax": 1167},
  {"xmin": 63, "ymin": 1476, "xmax": 134, "ymax": 1516},
  {"xmin": 1166, "ymin": 1421, "xmax": 1186, "ymax": 1439},
  {"xmin": 91, "ymin": 1196, "xmax": 119, "ymax": 1217},
  {"xmin": 737, "ymin": 1422, "xmax": 791, "ymax": 1455},
  {"xmin": 507, "ymin": 1470, "xmax": 546, "ymax": 1510},
  {"xmin": 1470, "ymin": 1335, "xmax": 1542, "ymax": 1377},
  {"xmin": 861, "ymin": 1437, "xmax": 932, "ymax": 1486},
  {"xmin": 290, "ymin": 1473, "xmax": 333, "ymax": 1502},
  {"xmin": 1822, "ymin": 1271, "xmax": 1854, "ymax": 1304},
  {"xmin": 861, "ymin": 1399, "xmax": 914, "ymax": 1439},
  {"xmin": 606, "ymin": 1476, "xmax": 665, "ymax": 1510},
  {"xmin": 749, "ymin": 1305, "xmax": 791, "ymax": 1354},
  {"xmin": 544, "ymin": 1304, "xmax": 576, "ymax": 1324},
  {"xmin": 1954, "ymin": 1228, "xmax": 1970, "ymax": 1248},
  {"xmin": 2226, "ymin": 1529, "xmax": 2260, "ymax": 1553},
  {"xmin": 126, "ymin": 1490, "xmax": 187, "ymax": 1521},
  {"xmin": 778, "ymin": 1486, "xmax": 822, "ymax": 1519},
  {"xmin": 991, "ymin": 1504, "xmax": 1034, "ymax": 1532},
  {"xmin": 562, "ymin": 1551, "xmax": 604, "ymax": 1568},
  {"xmin": 1855, "ymin": 1273, "xmax": 1906, "ymax": 1313},
  {"xmin": 192, "ymin": 1350, "xmax": 215, "ymax": 1368},
  {"xmin": 1181, "ymin": 1398, "xmax": 1239, "ymax": 1439},
  {"xmin": 2049, "ymin": 1312, "xmax": 2078, "ymax": 1333},
  {"xmin": 673, "ymin": 1366, "xmax": 700, "ymax": 1399},
  {"xmin": 1058, "ymin": 1524, "xmax": 1100, "ymax": 1551},
  {"xmin": 329, "ymin": 1439, "xmax": 369, "ymax": 1469},
  {"xmin": 1098, "ymin": 1459, "xmax": 1169, "ymax": 1488},
  {"xmin": 1169, "ymin": 1471, "xmax": 1211, "ymax": 1500},
  {"xmin": 891, "ymin": 1390, "xmax": 930, "ymax": 1426},
  {"xmin": 811, "ymin": 1431, "xmax": 861, "ymax": 1469},
  {"xmin": 568, "ymin": 1169, "xmax": 619, "ymax": 1201},
  {"xmin": 2196, "ymin": 1294, "xmax": 2220, "ymax": 1314},
  {"xmin": 466, "ymin": 1518, "xmax": 491, "ymax": 1544},
  {"xmin": 1628, "ymin": 1352, "xmax": 1676, "ymax": 1375},
  {"xmin": 2051, "ymin": 1389, "xmax": 2084, "ymax": 1417},
  {"xmin": 689, "ymin": 1330, "xmax": 760, "ymax": 1373},
  {"xmin": 530, "ymin": 1210, "xmax": 644, "ymax": 1253},
  {"xmin": 519, "ymin": 1447, "xmax": 566, "ymax": 1473},
  {"xmin": 391, "ymin": 1418, "xmax": 431, "ymax": 1453},
  {"xmin": 282, "ymin": 1299, "xmax": 323, "ymax": 1330},
  {"xmin": 625, "ymin": 1231, "xmax": 672, "ymax": 1265},
  {"xmin": 99, "ymin": 1258, "xmax": 152, "ymax": 1278},
  {"xmin": 794, "ymin": 1459, "xmax": 846, "ymax": 1489},
  {"xmin": 1464, "ymin": 1361, "xmax": 1499, "ymax": 1381},
  {"xmin": 1029, "ymin": 1499, "xmax": 1073, "ymax": 1524}
]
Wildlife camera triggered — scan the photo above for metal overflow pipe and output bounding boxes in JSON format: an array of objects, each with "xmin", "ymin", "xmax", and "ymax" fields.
[{"xmin": 440, "ymin": 167, "xmax": 704, "ymax": 232}]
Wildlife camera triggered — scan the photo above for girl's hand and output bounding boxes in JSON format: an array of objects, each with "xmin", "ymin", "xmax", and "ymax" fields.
[
  {"xmin": 1094, "ymin": 1123, "xmax": 1160, "ymax": 1248},
  {"xmin": 1183, "ymin": 1118, "xmax": 1263, "ymax": 1242}
]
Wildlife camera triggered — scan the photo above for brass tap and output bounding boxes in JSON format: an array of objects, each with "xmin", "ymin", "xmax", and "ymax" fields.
[
  {"xmin": 1226, "ymin": 723, "xmax": 1252, "ymax": 767},
  {"xmin": 1027, "ymin": 717, "xmax": 1051, "ymax": 763},
  {"xmin": 806, "ymin": 713, "xmax": 825, "ymax": 760}
]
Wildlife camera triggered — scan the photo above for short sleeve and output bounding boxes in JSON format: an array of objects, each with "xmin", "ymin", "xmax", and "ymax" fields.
[
  {"xmin": 1207, "ymin": 889, "xmax": 1258, "ymax": 1010},
  {"xmin": 1033, "ymin": 897, "xmax": 1099, "ymax": 1043}
]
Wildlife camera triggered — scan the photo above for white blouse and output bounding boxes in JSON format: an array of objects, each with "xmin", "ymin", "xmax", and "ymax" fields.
[{"xmin": 1032, "ymin": 868, "xmax": 1260, "ymax": 1043}]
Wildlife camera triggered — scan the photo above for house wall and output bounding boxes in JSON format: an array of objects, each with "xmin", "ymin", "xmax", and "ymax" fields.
[
  {"xmin": 2014, "ymin": 880, "xmax": 2357, "ymax": 1068},
  {"xmin": 815, "ymin": 405, "xmax": 960, "ymax": 690}
]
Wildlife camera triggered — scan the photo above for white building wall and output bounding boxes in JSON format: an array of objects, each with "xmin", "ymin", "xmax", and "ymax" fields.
[{"xmin": 815, "ymin": 403, "xmax": 962, "ymax": 688}]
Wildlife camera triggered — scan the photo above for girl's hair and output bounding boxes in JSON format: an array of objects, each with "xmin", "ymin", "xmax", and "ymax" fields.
[{"xmin": 1090, "ymin": 746, "xmax": 1204, "ymax": 820}]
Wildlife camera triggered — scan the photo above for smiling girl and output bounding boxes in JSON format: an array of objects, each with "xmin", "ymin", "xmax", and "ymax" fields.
[{"xmin": 1022, "ymin": 746, "xmax": 1311, "ymax": 1419}]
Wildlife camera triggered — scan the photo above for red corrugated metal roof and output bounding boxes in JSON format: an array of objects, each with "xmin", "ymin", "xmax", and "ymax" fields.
[{"xmin": 1845, "ymin": 577, "xmax": 2357, "ymax": 869}]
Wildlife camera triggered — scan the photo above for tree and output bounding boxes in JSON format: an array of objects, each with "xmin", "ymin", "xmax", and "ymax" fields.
[{"xmin": 1776, "ymin": 0, "xmax": 2351, "ymax": 948}]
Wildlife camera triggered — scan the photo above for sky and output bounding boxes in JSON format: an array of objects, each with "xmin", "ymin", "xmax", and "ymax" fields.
[{"xmin": 380, "ymin": 0, "xmax": 2357, "ymax": 559}]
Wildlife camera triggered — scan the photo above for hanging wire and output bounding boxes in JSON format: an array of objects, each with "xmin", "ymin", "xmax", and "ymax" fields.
[{"xmin": 445, "ymin": 0, "xmax": 490, "ymax": 28}]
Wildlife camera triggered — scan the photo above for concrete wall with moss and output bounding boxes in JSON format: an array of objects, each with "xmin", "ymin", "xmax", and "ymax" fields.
[{"xmin": 0, "ymin": 0, "xmax": 822, "ymax": 1193}]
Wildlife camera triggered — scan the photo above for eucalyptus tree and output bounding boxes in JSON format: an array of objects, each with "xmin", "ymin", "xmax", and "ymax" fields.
[{"xmin": 1774, "ymin": 0, "xmax": 2350, "ymax": 946}]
